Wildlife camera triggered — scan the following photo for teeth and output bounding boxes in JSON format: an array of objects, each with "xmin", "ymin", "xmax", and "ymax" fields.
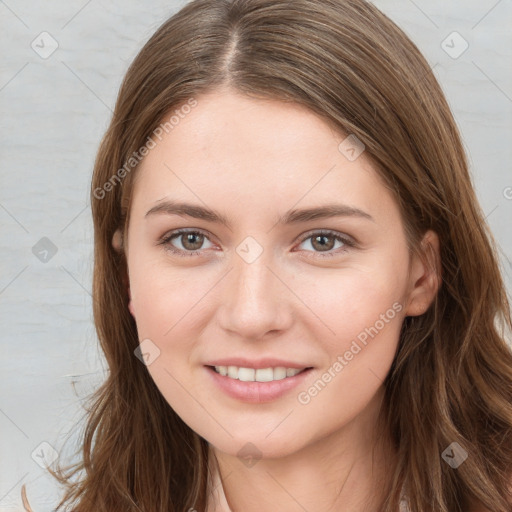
[
  {"xmin": 238, "ymin": 367, "xmax": 255, "ymax": 382},
  {"xmin": 255, "ymin": 368, "xmax": 274, "ymax": 382},
  {"xmin": 214, "ymin": 365, "xmax": 304, "ymax": 382}
]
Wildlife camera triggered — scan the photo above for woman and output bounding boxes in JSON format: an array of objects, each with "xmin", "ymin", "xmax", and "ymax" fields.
[{"xmin": 25, "ymin": 0, "xmax": 512, "ymax": 510}]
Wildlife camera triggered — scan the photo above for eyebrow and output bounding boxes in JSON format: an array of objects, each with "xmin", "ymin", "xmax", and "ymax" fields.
[{"xmin": 145, "ymin": 200, "xmax": 375, "ymax": 227}]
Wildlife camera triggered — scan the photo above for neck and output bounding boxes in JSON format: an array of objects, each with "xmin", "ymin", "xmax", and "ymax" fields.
[{"xmin": 207, "ymin": 387, "xmax": 397, "ymax": 512}]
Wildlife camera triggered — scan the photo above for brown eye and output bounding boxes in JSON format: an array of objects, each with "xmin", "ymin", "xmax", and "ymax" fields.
[
  {"xmin": 297, "ymin": 230, "xmax": 355, "ymax": 258},
  {"xmin": 178, "ymin": 232, "xmax": 205, "ymax": 251},
  {"xmin": 159, "ymin": 229, "xmax": 214, "ymax": 257},
  {"xmin": 310, "ymin": 234, "xmax": 336, "ymax": 252}
]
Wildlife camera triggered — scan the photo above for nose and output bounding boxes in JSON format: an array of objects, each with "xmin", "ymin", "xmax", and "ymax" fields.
[{"xmin": 216, "ymin": 249, "xmax": 294, "ymax": 341}]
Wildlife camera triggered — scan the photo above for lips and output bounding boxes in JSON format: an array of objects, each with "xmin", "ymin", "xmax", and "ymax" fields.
[
  {"xmin": 203, "ymin": 357, "xmax": 314, "ymax": 402},
  {"xmin": 205, "ymin": 364, "xmax": 313, "ymax": 403}
]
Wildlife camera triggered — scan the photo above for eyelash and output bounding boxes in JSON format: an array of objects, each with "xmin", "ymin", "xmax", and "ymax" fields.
[{"xmin": 157, "ymin": 228, "xmax": 356, "ymax": 259}]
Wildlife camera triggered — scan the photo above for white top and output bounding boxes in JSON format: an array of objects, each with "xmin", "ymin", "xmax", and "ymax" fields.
[{"xmin": 207, "ymin": 456, "xmax": 410, "ymax": 512}]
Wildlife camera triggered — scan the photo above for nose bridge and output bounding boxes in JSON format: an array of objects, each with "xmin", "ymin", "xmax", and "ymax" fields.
[{"xmin": 218, "ymin": 243, "xmax": 291, "ymax": 338}]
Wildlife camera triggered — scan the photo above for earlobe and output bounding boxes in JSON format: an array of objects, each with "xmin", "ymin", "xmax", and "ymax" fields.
[
  {"xmin": 404, "ymin": 230, "xmax": 441, "ymax": 317},
  {"xmin": 112, "ymin": 229, "xmax": 123, "ymax": 253}
]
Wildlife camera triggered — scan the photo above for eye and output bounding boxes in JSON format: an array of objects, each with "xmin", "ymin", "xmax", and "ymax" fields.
[
  {"xmin": 158, "ymin": 228, "xmax": 355, "ymax": 259},
  {"xmin": 295, "ymin": 230, "xmax": 355, "ymax": 258},
  {"xmin": 158, "ymin": 229, "xmax": 215, "ymax": 257}
]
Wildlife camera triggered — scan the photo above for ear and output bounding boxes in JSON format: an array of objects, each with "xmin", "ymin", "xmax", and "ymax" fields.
[
  {"xmin": 112, "ymin": 228, "xmax": 136, "ymax": 318},
  {"xmin": 404, "ymin": 230, "xmax": 441, "ymax": 317},
  {"xmin": 112, "ymin": 228, "xmax": 123, "ymax": 253}
]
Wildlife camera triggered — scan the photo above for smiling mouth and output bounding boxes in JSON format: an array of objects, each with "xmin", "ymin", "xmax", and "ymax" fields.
[{"xmin": 208, "ymin": 365, "xmax": 313, "ymax": 382}]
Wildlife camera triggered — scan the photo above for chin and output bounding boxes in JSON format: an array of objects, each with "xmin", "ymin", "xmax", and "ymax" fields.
[{"xmin": 206, "ymin": 428, "xmax": 311, "ymax": 463}]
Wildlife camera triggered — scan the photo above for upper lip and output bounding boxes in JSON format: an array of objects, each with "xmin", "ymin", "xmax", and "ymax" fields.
[{"xmin": 204, "ymin": 357, "xmax": 312, "ymax": 370}]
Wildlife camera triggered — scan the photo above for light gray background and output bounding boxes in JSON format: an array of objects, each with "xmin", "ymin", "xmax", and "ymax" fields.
[{"xmin": 1, "ymin": 1, "xmax": 511, "ymax": 510}]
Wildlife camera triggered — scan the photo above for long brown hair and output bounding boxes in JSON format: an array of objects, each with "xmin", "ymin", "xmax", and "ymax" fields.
[{"xmin": 27, "ymin": 0, "xmax": 512, "ymax": 510}]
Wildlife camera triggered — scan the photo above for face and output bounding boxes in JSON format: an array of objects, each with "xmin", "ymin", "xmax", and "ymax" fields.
[{"xmin": 122, "ymin": 88, "xmax": 438, "ymax": 459}]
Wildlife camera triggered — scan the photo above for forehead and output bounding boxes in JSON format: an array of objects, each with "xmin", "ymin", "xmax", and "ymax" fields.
[{"xmin": 131, "ymin": 90, "xmax": 398, "ymax": 227}]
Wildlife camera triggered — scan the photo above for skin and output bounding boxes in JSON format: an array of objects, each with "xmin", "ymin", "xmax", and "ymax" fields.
[{"xmin": 119, "ymin": 88, "xmax": 441, "ymax": 512}]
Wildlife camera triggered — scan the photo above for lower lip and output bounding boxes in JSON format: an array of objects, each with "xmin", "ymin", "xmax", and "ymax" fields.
[{"xmin": 205, "ymin": 366, "xmax": 313, "ymax": 403}]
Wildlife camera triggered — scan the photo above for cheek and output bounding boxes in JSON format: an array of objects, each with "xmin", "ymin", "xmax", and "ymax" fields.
[
  {"xmin": 129, "ymin": 269, "xmax": 211, "ymax": 418},
  {"xmin": 298, "ymin": 260, "xmax": 406, "ymax": 347},
  {"xmin": 318, "ymin": 289, "xmax": 403, "ymax": 390},
  {"xmin": 128, "ymin": 265, "xmax": 216, "ymax": 401},
  {"xmin": 129, "ymin": 258, "xmax": 208, "ymax": 338},
  {"xmin": 293, "ymin": 273, "xmax": 405, "ymax": 432},
  {"xmin": 292, "ymin": 255, "xmax": 407, "ymax": 400}
]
